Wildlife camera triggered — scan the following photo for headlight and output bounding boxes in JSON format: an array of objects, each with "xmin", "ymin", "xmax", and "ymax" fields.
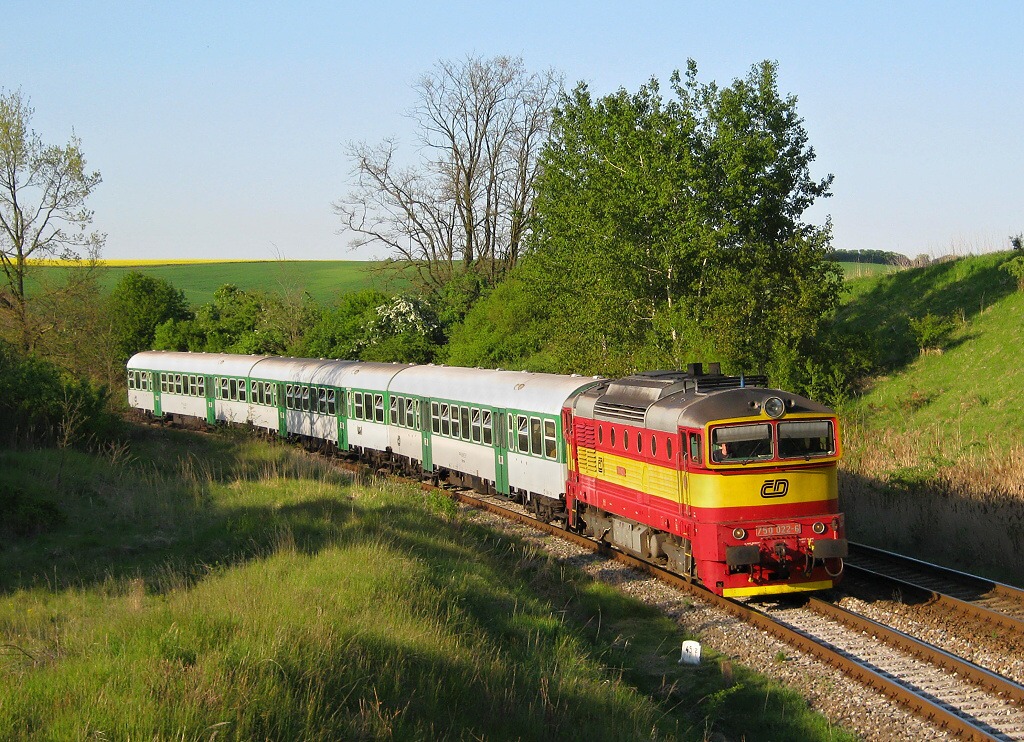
[
  {"xmin": 763, "ymin": 396, "xmax": 785, "ymax": 418},
  {"xmin": 732, "ymin": 527, "xmax": 747, "ymax": 540},
  {"xmin": 812, "ymin": 521, "xmax": 827, "ymax": 534}
]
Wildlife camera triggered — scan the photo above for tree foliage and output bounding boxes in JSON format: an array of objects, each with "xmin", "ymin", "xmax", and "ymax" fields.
[
  {"xmin": 0, "ymin": 89, "xmax": 104, "ymax": 351},
  {"xmin": 107, "ymin": 271, "xmax": 192, "ymax": 362},
  {"xmin": 154, "ymin": 284, "xmax": 317, "ymax": 356},
  {"xmin": 301, "ymin": 289, "xmax": 442, "ymax": 364},
  {"xmin": 336, "ymin": 55, "xmax": 562, "ymax": 294},
  {"xmin": 502, "ymin": 60, "xmax": 841, "ymax": 379}
]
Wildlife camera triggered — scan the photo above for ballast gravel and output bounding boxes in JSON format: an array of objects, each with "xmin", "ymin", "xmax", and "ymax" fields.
[{"xmin": 459, "ymin": 501, "xmax": 951, "ymax": 741}]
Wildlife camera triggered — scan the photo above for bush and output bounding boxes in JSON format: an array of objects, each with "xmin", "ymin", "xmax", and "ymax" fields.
[
  {"xmin": 1001, "ymin": 255, "xmax": 1024, "ymax": 290},
  {"xmin": 908, "ymin": 313, "xmax": 956, "ymax": 353},
  {"xmin": 0, "ymin": 340, "xmax": 120, "ymax": 449}
]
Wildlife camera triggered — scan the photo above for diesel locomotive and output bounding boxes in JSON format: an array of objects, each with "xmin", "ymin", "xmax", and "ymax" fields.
[{"xmin": 127, "ymin": 352, "xmax": 847, "ymax": 597}]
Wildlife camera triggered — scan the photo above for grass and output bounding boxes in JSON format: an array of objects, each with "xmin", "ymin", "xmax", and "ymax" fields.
[
  {"xmin": 0, "ymin": 427, "xmax": 854, "ymax": 740},
  {"xmin": 836, "ymin": 261, "xmax": 900, "ymax": 279},
  {"xmin": 835, "ymin": 251, "xmax": 1024, "ymax": 583},
  {"xmin": 25, "ymin": 260, "xmax": 414, "ymax": 306}
]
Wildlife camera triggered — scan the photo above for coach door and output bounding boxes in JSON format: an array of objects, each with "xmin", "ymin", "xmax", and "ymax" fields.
[
  {"xmin": 153, "ymin": 372, "xmax": 163, "ymax": 417},
  {"xmin": 203, "ymin": 375, "xmax": 215, "ymax": 423},
  {"xmin": 277, "ymin": 383, "xmax": 287, "ymax": 437},
  {"xmin": 494, "ymin": 409, "xmax": 510, "ymax": 495},
  {"xmin": 336, "ymin": 390, "xmax": 347, "ymax": 450},
  {"xmin": 421, "ymin": 399, "xmax": 433, "ymax": 473}
]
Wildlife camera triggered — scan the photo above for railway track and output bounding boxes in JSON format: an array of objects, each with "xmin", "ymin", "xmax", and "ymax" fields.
[
  {"xmin": 447, "ymin": 489, "xmax": 1024, "ymax": 740},
  {"xmin": 845, "ymin": 542, "xmax": 1024, "ymax": 640}
]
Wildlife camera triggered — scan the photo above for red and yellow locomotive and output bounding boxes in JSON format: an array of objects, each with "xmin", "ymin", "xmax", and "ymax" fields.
[{"xmin": 564, "ymin": 363, "xmax": 846, "ymax": 597}]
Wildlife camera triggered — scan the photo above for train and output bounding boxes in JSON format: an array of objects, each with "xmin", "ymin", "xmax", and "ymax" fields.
[{"xmin": 127, "ymin": 351, "xmax": 847, "ymax": 597}]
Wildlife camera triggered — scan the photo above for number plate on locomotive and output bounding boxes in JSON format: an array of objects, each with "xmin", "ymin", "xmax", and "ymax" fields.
[{"xmin": 755, "ymin": 523, "xmax": 801, "ymax": 537}]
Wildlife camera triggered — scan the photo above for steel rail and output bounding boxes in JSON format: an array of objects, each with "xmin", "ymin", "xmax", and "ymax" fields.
[
  {"xmin": 450, "ymin": 490, "xmax": 1009, "ymax": 741},
  {"xmin": 806, "ymin": 597, "xmax": 1024, "ymax": 707},
  {"xmin": 846, "ymin": 542, "xmax": 1024, "ymax": 639}
]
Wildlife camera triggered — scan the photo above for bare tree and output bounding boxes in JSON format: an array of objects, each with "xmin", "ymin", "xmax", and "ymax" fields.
[
  {"xmin": 336, "ymin": 55, "xmax": 561, "ymax": 290},
  {"xmin": 0, "ymin": 89, "xmax": 104, "ymax": 351}
]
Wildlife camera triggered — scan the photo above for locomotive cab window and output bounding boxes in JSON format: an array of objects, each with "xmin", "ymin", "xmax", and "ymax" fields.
[
  {"xmin": 688, "ymin": 433, "xmax": 701, "ymax": 463},
  {"xmin": 711, "ymin": 424, "xmax": 772, "ymax": 463},
  {"xmin": 779, "ymin": 420, "xmax": 835, "ymax": 459}
]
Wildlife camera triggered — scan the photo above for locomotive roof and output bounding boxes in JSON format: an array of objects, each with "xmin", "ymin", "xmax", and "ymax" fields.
[
  {"xmin": 128, "ymin": 351, "xmax": 270, "ymax": 378},
  {"xmin": 390, "ymin": 365, "xmax": 603, "ymax": 415},
  {"xmin": 571, "ymin": 367, "xmax": 833, "ymax": 431}
]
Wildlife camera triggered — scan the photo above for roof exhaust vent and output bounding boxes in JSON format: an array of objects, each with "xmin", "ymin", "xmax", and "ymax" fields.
[
  {"xmin": 687, "ymin": 362, "xmax": 703, "ymax": 377},
  {"xmin": 707, "ymin": 362, "xmax": 721, "ymax": 376}
]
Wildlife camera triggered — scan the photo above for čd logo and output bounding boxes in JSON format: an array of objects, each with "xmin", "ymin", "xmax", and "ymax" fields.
[{"xmin": 760, "ymin": 479, "xmax": 789, "ymax": 498}]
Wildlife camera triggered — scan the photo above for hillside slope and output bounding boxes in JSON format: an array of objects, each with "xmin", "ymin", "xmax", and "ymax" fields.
[
  {"xmin": 848, "ymin": 265, "xmax": 1024, "ymax": 448},
  {"xmin": 836, "ymin": 252, "xmax": 1023, "ymax": 583}
]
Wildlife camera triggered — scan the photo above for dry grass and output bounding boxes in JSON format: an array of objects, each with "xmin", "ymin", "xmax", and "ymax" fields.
[{"xmin": 840, "ymin": 419, "xmax": 1024, "ymax": 583}]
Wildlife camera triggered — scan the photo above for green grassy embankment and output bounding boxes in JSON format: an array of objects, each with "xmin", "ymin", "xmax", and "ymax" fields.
[
  {"xmin": 0, "ymin": 426, "xmax": 851, "ymax": 740},
  {"xmin": 27, "ymin": 260, "xmax": 413, "ymax": 306},
  {"xmin": 834, "ymin": 251, "xmax": 1024, "ymax": 583}
]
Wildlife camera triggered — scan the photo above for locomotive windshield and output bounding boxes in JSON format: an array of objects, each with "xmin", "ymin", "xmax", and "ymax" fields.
[
  {"xmin": 711, "ymin": 424, "xmax": 773, "ymax": 462},
  {"xmin": 778, "ymin": 420, "xmax": 835, "ymax": 459}
]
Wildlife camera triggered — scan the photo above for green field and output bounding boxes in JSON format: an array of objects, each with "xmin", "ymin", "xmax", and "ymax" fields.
[
  {"xmin": 836, "ymin": 260, "xmax": 900, "ymax": 279},
  {"xmin": 28, "ymin": 258, "xmax": 892, "ymax": 308},
  {"xmin": 30, "ymin": 260, "xmax": 414, "ymax": 306}
]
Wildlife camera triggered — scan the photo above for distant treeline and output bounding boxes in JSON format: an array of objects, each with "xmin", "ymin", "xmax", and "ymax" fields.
[{"xmin": 830, "ymin": 249, "xmax": 909, "ymax": 266}]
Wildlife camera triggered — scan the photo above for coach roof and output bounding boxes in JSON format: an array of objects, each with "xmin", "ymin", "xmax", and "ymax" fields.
[{"xmin": 128, "ymin": 351, "xmax": 270, "ymax": 379}]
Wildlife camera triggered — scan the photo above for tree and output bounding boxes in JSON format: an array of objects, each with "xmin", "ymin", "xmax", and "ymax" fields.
[
  {"xmin": 519, "ymin": 61, "xmax": 841, "ymax": 378},
  {"xmin": 0, "ymin": 89, "xmax": 104, "ymax": 351},
  {"xmin": 107, "ymin": 271, "xmax": 192, "ymax": 362},
  {"xmin": 335, "ymin": 55, "xmax": 562, "ymax": 295}
]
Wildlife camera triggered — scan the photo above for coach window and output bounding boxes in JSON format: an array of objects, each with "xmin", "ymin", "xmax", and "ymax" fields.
[
  {"xmin": 173, "ymin": 374, "xmax": 181, "ymax": 395},
  {"xmin": 515, "ymin": 415, "xmax": 527, "ymax": 453},
  {"xmin": 440, "ymin": 404, "xmax": 450, "ymax": 436},
  {"xmin": 390, "ymin": 396, "xmax": 398, "ymax": 424},
  {"xmin": 544, "ymin": 419, "xmax": 557, "ymax": 459},
  {"xmin": 373, "ymin": 395, "xmax": 384, "ymax": 423},
  {"xmin": 354, "ymin": 390, "xmax": 364, "ymax": 419},
  {"xmin": 449, "ymin": 405, "xmax": 461, "ymax": 439},
  {"xmin": 470, "ymin": 408, "xmax": 481, "ymax": 443},
  {"xmin": 229, "ymin": 378, "xmax": 238, "ymax": 400},
  {"xmin": 530, "ymin": 417, "xmax": 542, "ymax": 456},
  {"xmin": 482, "ymin": 410, "xmax": 493, "ymax": 445},
  {"xmin": 460, "ymin": 407, "xmax": 471, "ymax": 441},
  {"xmin": 406, "ymin": 398, "xmax": 416, "ymax": 429},
  {"xmin": 431, "ymin": 402, "xmax": 441, "ymax": 433},
  {"xmin": 317, "ymin": 388, "xmax": 327, "ymax": 414},
  {"xmin": 238, "ymin": 380, "xmax": 247, "ymax": 403}
]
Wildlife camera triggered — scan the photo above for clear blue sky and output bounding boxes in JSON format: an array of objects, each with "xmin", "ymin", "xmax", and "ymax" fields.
[{"xmin": 5, "ymin": 1, "xmax": 1022, "ymax": 260}]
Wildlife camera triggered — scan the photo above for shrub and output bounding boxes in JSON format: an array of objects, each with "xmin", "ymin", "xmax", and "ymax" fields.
[
  {"xmin": 908, "ymin": 312, "xmax": 956, "ymax": 353},
  {"xmin": 1001, "ymin": 255, "xmax": 1024, "ymax": 291}
]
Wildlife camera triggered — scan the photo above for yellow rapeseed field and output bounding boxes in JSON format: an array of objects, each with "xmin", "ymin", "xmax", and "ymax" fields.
[{"xmin": 27, "ymin": 258, "xmax": 273, "ymax": 266}]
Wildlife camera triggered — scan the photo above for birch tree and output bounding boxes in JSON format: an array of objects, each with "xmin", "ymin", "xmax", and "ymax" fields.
[{"xmin": 0, "ymin": 89, "xmax": 104, "ymax": 352}]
